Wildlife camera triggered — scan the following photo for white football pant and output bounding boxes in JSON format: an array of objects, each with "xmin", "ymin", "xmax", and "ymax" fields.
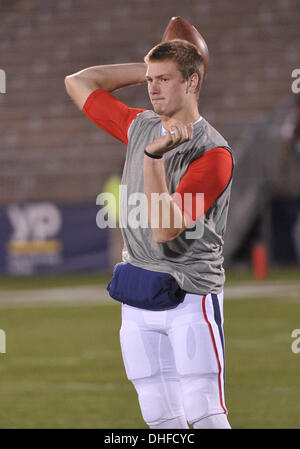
[{"xmin": 120, "ymin": 291, "xmax": 228, "ymax": 428}]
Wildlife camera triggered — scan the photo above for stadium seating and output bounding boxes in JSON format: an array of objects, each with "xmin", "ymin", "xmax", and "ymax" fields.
[{"xmin": 0, "ymin": 0, "xmax": 299, "ymax": 258}]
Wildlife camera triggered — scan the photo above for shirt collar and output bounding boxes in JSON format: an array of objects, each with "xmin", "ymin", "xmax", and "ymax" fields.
[{"xmin": 161, "ymin": 116, "xmax": 202, "ymax": 136}]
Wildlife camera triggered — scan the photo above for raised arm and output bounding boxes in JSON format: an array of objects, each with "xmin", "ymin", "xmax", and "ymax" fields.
[{"xmin": 64, "ymin": 63, "xmax": 147, "ymax": 110}]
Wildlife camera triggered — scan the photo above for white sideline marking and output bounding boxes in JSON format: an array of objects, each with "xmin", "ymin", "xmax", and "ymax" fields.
[
  {"xmin": 0, "ymin": 286, "xmax": 113, "ymax": 308},
  {"xmin": 225, "ymin": 281, "xmax": 300, "ymax": 300},
  {"xmin": 0, "ymin": 281, "xmax": 298, "ymax": 308},
  {"xmin": 1, "ymin": 381, "xmax": 130, "ymax": 392}
]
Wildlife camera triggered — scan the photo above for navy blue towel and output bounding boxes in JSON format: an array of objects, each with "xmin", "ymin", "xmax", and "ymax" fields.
[{"xmin": 107, "ymin": 263, "xmax": 186, "ymax": 311}]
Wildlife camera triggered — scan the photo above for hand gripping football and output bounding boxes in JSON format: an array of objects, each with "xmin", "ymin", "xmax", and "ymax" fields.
[{"xmin": 162, "ymin": 16, "xmax": 209, "ymax": 82}]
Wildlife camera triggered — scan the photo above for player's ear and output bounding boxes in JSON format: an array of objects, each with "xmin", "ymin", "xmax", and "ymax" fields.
[{"xmin": 187, "ymin": 73, "xmax": 199, "ymax": 94}]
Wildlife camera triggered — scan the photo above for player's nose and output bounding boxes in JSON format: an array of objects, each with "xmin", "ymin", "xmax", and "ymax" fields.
[{"xmin": 149, "ymin": 80, "xmax": 160, "ymax": 95}]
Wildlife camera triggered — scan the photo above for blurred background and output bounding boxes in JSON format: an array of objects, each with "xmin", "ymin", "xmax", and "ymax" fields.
[{"xmin": 0, "ymin": 0, "xmax": 299, "ymax": 429}]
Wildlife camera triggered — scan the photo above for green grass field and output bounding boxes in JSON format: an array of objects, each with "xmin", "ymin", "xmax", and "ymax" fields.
[{"xmin": 0, "ymin": 270, "xmax": 299, "ymax": 428}]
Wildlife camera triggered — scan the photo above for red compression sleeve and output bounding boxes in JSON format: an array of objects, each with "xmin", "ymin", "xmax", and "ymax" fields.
[
  {"xmin": 174, "ymin": 147, "xmax": 233, "ymax": 225},
  {"xmin": 83, "ymin": 88, "xmax": 145, "ymax": 145}
]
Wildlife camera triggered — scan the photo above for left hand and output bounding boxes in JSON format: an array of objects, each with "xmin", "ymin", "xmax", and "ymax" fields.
[{"xmin": 145, "ymin": 120, "xmax": 194, "ymax": 157}]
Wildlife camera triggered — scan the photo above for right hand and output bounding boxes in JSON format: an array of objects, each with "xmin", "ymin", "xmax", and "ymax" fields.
[{"xmin": 145, "ymin": 120, "xmax": 194, "ymax": 157}]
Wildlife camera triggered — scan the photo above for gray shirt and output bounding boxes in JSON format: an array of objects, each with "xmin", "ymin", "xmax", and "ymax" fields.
[{"xmin": 120, "ymin": 110, "xmax": 233, "ymax": 294}]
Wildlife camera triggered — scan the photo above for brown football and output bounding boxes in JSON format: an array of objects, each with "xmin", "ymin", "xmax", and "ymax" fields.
[{"xmin": 162, "ymin": 16, "xmax": 209, "ymax": 82}]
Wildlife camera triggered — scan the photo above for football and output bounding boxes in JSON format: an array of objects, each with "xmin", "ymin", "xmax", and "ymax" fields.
[{"xmin": 162, "ymin": 16, "xmax": 209, "ymax": 82}]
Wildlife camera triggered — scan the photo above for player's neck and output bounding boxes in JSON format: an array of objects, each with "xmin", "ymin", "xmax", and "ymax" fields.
[{"xmin": 162, "ymin": 105, "xmax": 200, "ymax": 127}]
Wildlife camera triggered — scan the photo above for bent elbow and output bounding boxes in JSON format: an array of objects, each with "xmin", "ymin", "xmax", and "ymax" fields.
[{"xmin": 64, "ymin": 74, "xmax": 76, "ymax": 95}]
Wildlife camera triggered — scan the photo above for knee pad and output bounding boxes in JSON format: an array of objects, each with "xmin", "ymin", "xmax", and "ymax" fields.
[
  {"xmin": 134, "ymin": 379, "xmax": 183, "ymax": 427},
  {"xmin": 138, "ymin": 392, "xmax": 171, "ymax": 426},
  {"xmin": 193, "ymin": 413, "xmax": 231, "ymax": 429},
  {"xmin": 180, "ymin": 374, "xmax": 226, "ymax": 424},
  {"xmin": 182, "ymin": 388, "xmax": 209, "ymax": 424},
  {"xmin": 180, "ymin": 374, "xmax": 215, "ymax": 424}
]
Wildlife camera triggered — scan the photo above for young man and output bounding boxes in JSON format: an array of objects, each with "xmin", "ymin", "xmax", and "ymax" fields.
[{"xmin": 65, "ymin": 39, "xmax": 234, "ymax": 429}]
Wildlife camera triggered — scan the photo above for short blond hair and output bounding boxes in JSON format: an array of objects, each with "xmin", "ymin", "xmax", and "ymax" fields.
[{"xmin": 144, "ymin": 39, "xmax": 204, "ymax": 92}]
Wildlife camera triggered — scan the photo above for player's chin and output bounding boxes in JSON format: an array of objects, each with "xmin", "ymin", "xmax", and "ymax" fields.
[
  {"xmin": 152, "ymin": 104, "xmax": 164, "ymax": 115},
  {"xmin": 152, "ymin": 103, "xmax": 169, "ymax": 116}
]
